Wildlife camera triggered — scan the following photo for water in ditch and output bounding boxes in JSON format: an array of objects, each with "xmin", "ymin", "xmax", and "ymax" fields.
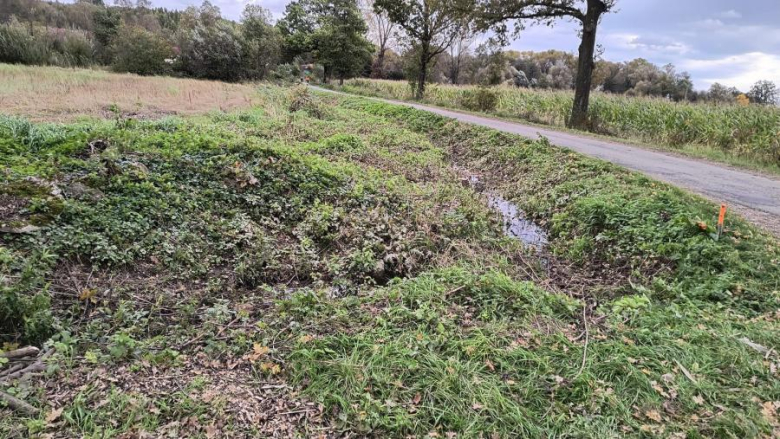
[{"xmin": 466, "ymin": 175, "xmax": 549, "ymax": 251}]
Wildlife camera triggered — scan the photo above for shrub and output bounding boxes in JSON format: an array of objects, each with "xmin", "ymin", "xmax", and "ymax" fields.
[
  {"xmin": 111, "ymin": 26, "xmax": 173, "ymax": 75},
  {"xmin": 56, "ymin": 31, "xmax": 94, "ymax": 67},
  {"xmin": 0, "ymin": 20, "xmax": 52, "ymax": 65},
  {"xmin": 458, "ymin": 87, "xmax": 498, "ymax": 112},
  {"xmin": 270, "ymin": 63, "xmax": 301, "ymax": 83},
  {"xmin": 0, "ymin": 21, "xmax": 95, "ymax": 68},
  {"xmin": 176, "ymin": 22, "xmax": 245, "ymax": 81}
]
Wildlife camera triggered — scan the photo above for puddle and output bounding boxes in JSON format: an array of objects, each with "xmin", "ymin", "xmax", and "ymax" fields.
[
  {"xmin": 487, "ymin": 194, "xmax": 548, "ymax": 250},
  {"xmin": 464, "ymin": 175, "xmax": 548, "ymax": 251}
]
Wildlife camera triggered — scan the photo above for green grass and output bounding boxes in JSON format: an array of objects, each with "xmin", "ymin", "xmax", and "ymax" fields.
[
  {"xmin": 1, "ymin": 81, "xmax": 778, "ymax": 438},
  {"xmin": 334, "ymin": 78, "xmax": 780, "ymax": 175}
]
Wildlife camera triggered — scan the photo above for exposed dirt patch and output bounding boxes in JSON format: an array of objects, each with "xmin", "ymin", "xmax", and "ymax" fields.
[
  {"xmin": 99, "ymin": 106, "xmax": 179, "ymax": 121},
  {"xmin": 0, "ymin": 193, "xmax": 29, "ymax": 224},
  {"xmin": 25, "ymin": 358, "xmax": 343, "ymax": 438}
]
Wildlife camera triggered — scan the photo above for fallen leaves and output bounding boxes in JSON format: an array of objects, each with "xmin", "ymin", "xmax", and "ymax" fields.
[
  {"xmin": 245, "ymin": 344, "xmax": 270, "ymax": 363},
  {"xmin": 761, "ymin": 400, "xmax": 778, "ymax": 425},
  {"xmin": 645, "ymin": 409, "xmax": 663, "ymax": 422},
  {"xmin": 45, "ymin": 407, "xmax": 63, "ymax": 424},
  {"xmin": 78, "ymin": 288, "xmax": 97, "ymax": 302},
  {"xmin": 260, "ymin": 362, "xmax": 281, "ymax": 375}
]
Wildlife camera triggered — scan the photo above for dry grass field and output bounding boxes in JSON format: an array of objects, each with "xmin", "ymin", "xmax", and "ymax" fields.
[{"xmin": 0, "ymin": 64, "xmax": 260, "ymax": 122}]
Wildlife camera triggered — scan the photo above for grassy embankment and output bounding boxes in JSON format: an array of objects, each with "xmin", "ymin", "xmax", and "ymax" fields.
[
  {"xmin": 1, "ymin": 67, "xmax": 778, "ymax": 437},
  {"xmin": 335, "ymin": 78, "xmax": 780, "ymax": 175}
]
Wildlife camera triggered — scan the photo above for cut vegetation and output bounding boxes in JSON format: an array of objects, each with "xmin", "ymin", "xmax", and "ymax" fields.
[{"xmin": 1, "ymin": 72, "xmax": 779, "ymax": 438}]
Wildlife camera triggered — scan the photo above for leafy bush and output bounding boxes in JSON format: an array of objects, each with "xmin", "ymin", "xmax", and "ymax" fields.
[
  {"xmin": 0, "ymin": 21, "xmax": 95, "ymax": 68},
  {"xmin": 176, "ymin": 22, "xmax": 245, "ymax": 81},
  {"xmin": 111, "ymin": 26, "xmax": 172, "ymax": 75},
  {"xmin": 53, "ymin": 30, "xmax": 94, "ymax": 67},
  {"xmin": 458, "ymin": 86, "xmax": 499, "ymax": 112},
  {"xmin": 0, "ymin": 21, "xmax": 52, "ymax": 65},
  {"xmin": 288, "ymin": 86, "xmax": 328, "ymax": 119},
  {"xmin": 270, "ymin": 63, "xmax": 301, "ymax": 83}
]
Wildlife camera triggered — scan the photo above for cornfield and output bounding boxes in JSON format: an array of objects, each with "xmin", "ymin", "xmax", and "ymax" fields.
[{"xmin": 340, "ymin": 79, "xmax": 780, "ymax": 168}]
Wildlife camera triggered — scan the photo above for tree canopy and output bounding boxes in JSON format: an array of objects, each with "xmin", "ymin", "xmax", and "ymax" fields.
[{"xmin": 374, "ymin": 0, "xmax": 475, "ymax": 99}]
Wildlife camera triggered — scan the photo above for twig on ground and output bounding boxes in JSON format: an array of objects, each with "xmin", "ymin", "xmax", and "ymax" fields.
[
  {"xmin": 0, "ymin": 360, "xmax": 46, "ymax": 383},
  {"xmin": 674, "ymin": 359, "xmax": 697, "ymax": 384},
  {"xmin": 738, "ymin": 337, "xmax": 771, "ymax": 355},
  {"xmin": 1, "ymin": 347, "xmax": 40, "ymax": 359},
  {"xmin": 571, "ymin": 302, "xmax": 590, "ymax": 381},
  {"xmin": 444, "ymin": 286, "xmax": 464, "ymax": 296},
  {"xmin": 0, "ymin": 390, "xmax": 39, "ymax": 415}
]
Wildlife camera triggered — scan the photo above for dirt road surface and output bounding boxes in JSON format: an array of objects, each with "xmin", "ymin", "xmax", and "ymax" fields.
[{"xmin": 315, "ymin": 87, "xmax": 780, "ymax": 237}]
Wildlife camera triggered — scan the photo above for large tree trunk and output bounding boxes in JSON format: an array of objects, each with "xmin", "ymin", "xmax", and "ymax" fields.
[
  {"xmin": 568, "ymin": 0, "xmax": 606, "ymax": 129},
  {"xmin": 416, "ymin": 46, "xmax": 429, "ymax": 100},
  {"xmin": 371, "ymin": 48, "xmax": 386, "ymax": 79}
]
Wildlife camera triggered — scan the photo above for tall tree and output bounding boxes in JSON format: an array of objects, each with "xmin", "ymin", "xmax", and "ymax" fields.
[
  {"xmin": 359, "ymin": 0, "xmax": 396, "ymax": 78},
  {"xmin": 748, "ymin": 80, "xmax": 779, "ymax": 105},
  {"xmin": 241, "ymin": 4, "xmax": 282, "ymax": 79},
  {"xmin": 278, "ymin": 0, "xmax": 373, "ymax": 83},
  {"xmin": 374, "ymin": 0, "xmax": 475, "ymax": 99},
  {"xmin": 478, "ymin": 0, "xmax": 617, "ymax": 128},
  {"xmin": 311, "ymin": 0, "xmax": 374, "ymax": 83},
  {"xmin": 277, "ymin": 0, "xmax": 318, "ymax": 62},
  {"xmin": 447, "ymin": 21, "xmax": 476, "ymax": 85}
]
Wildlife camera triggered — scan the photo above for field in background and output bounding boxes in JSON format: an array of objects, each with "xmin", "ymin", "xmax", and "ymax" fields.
[
  {"xmin": 0, "ymin": 64, "xmax": 260, "ymax": 122},
  {"xmin": 338, "ymin": 79, "xmax": 780, "ymax": 174}
]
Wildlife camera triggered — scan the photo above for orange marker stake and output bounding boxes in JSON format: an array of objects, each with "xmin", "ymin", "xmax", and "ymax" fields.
[{"xmin": 717, "ymin": 204, "xmax": 727, "ymax": 238}]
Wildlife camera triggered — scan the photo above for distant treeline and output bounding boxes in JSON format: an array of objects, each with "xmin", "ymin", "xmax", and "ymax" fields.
[
  {"xmin": 423, "ymin": 47, "xmax": 777, "ymax": 105},
  {"xmin": 0, "ymin": 0, "xmax": 776, "ymax": 105},
  {"xmin": 0, "ymin": 0, "xmax": 290, "ymax": 81}
]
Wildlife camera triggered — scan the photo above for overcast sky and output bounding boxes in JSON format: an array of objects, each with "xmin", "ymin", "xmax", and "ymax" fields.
[{"xmin": 145, "ymin": 0, "xmax": 780, "ymax": 91}]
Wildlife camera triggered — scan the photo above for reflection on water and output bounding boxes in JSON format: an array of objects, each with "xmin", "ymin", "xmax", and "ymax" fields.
[{"xmin": 467, "ymin": 175, "xmax": 548, "ymax": 251}]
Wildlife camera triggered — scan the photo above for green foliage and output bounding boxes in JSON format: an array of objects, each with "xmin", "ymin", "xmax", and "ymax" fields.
[
  {"xmin": 608, "ymin": 294, "xmax": 651, "ymax": 319},
  {"xmin": 176, "ymin": 21, "xmax": 245, "ymax": 81},
  {"xmin": 0, "ymin": 20, "xmax": 95, "ymax": 68},
  {"xmin": 270, "ymin": 63, "xmax": 301, "ymax": 83},
  {"xmin": 277, "ymin": 0, "xmax": 373, "ymax": 83},
  {"xmin": 0, "ymin": 20, "xmax": 55, "ymax": 66},
  {"xmin": 241, "ymin": 5, "xmax": 283, "ymax": 80},
  {"xmin": 458, "ymin": 86, "xmax": 498, "ymax": 112},
  {"xmin": 310, "ymin": 0, "xmax": 373, "ymax": 83},
  {"xmin": 110, "ymin": 26, "xmax": 172, "ymax": 75}
]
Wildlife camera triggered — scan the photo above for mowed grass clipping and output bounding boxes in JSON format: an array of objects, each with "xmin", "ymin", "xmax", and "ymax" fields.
[
  {"xmin": 0, "ymin": 78, "xmax": 778, "ymax": 438},
  {"xmin": 0, "ymin": 63, "xmax": 260, "ymax": 122},
  {"xmin": 336, "ymin": 78, "xmax": 780, "ymax": 174}
]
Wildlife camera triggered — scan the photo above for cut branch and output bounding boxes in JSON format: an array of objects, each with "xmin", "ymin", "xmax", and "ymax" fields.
[
  {"xmin": 0, "ymin": 346, "xmax": 40, "ymax": 359},
  {"xmin": 0, "ymin": 390, "xmax": 39, "ymax": 415}
]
